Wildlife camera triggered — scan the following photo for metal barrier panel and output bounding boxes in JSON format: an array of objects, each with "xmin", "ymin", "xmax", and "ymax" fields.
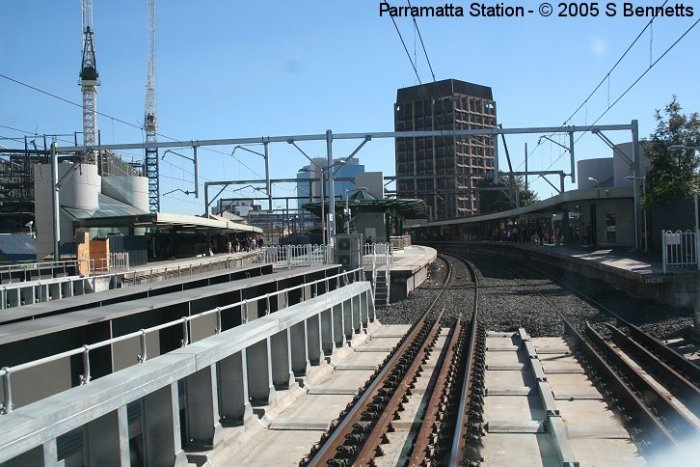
[{"xmin": 662, "ymin": 230, "xmax": 698, "ymax": 273}]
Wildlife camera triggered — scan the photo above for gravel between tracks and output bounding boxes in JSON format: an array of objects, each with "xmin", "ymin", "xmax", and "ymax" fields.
[{"xmin": 379, "ymin": 249, "xmax": 694, "ymax": 341}]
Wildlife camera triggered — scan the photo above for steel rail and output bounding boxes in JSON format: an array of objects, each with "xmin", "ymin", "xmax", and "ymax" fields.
[
  {"xmin": 408, "ymin": 321, "xmax": 463, "ymax": 465},
  {"xmin": 606, "ymin": 323, "xmax": 700, "ymax": 418},
  {"xmin": 448, "ymin": 255, "xmax": 481, "ymax": 465},
  {"xmin": 586, "ymin": 323, "xmax": 699, "ymax": 440},
  {"xmin": 475, "ymin": 251, "xmax": 680, "ymax": 448},
  {"xmin": 305, "ymin": 256, "xmax": 453, "ymax": 465},
  {"xmin": 353, "ymin": 309, "xmax": 445, "ymax": 464}
]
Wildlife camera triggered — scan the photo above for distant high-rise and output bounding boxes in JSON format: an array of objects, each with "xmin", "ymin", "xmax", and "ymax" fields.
[{"xmin": 394, "ymin": 79, "xmax": 497, "ymax": 220}]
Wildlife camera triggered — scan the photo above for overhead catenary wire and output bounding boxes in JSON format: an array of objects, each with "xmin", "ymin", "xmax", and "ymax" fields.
[
  {"xmin": 514, "ymin": 1, "xmax": 670, "ymax": 172},
  {"xmin": 0, "ymin": 73, "xmax": 264, "ymax": 179},
  {"xmin": 536, "ymin": 14, "xmax": 699, "ymax": 178},
  {"xmin": 406, "ymin": 0, "xmax": 436, "ymax": 83}
]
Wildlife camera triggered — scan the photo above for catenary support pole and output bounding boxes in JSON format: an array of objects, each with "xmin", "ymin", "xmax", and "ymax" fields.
[
  {"xmin": 631, "ymin": 120, "xmax": 641, "ymax": 251},
  {"xmin": 50, "ymin": 142, "xmax": 60, "ymax": 262},
  {"xmin": 326, "ymin": 130, "xmax": 335, "ymax": 247}
]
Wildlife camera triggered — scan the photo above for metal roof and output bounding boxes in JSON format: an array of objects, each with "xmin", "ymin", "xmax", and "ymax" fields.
[
  {"xmin": 303, "ymin": 198, "xmax": 426, "ymax": 218},
  {"xmin": 0, "ymin": 233, "xmax": 36, "ymax": 259},
  {"xmin": 65, "ymin": 194, "xmax": 262, "ymax": 234},
  {"xmin": 406, "ymin": 187, "xmax": 634, "ymax": 229}
]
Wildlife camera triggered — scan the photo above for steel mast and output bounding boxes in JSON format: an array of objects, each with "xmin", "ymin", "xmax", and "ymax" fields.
[
  {"xmin": 144, "ymin": 0, "xmax": 159, "ymax": 212},
  {"xmin": 80, "ymin": 0, "xmax": 99, "ymax": 165}
]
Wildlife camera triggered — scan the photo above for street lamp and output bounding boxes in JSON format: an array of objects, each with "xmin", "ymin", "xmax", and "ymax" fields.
[
  {"xmin": 344, "ymin": 186, "xmax": 368, "ymax": 234},
  {"xmin": 587, "ymin": 176, "xmax": 599, "ymax": 188},
  {"xmin": 626, "ymin": 176, "xmax": 648, "ymax": 251}
]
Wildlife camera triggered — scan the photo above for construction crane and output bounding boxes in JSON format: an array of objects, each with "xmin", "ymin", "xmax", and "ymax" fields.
[
  {"xmin": 144, "ymin": 0, "xmax": 159, "ymax": 212},
  {"xmin": 79, "ymin": 0, "xmax": 99, "ymax": 165}
]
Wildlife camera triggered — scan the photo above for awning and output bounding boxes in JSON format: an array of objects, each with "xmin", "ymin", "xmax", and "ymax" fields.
[{"xmin": 303, "ymin": 198, "xmax": 426, "ymax": 218}]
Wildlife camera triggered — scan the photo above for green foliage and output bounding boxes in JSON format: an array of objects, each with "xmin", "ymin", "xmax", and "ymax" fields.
[
  {"xmin": 643, "ymin": 96, "xmax": 700, "ymax": 205},
  {"xmin": 477, "ymin": 172, "xmax": 538, "ymax": 214}
]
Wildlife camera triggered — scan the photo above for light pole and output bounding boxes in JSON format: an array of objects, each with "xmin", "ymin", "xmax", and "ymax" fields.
[
  {"xmin": 587, "ymin": 176, "xmax": 599, "ymax": 188},
  {"xmin": 626, "ymin": 176, "xmax": 648, "ymax": 251},
  {"xmin": 344, "ymin": 186, "xmax": 368, "ymax": 234}
]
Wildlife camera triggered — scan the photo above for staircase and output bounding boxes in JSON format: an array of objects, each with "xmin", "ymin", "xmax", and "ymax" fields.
[{"xmin": 373, "ymin": 268, "xmax": 391, "ymax": 306}]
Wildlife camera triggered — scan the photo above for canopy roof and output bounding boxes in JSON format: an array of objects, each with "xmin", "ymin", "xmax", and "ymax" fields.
[{"xmin": 303, "ymin": 198, "xmax": 426, "ymax": 218}]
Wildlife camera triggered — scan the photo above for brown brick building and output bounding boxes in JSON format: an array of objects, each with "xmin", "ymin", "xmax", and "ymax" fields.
[{"xmin": 394, "ymin": 79, "xmax": 497, "ymax": 220}]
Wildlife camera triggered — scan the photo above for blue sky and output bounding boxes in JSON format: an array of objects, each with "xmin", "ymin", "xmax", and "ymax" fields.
[{"xmin": 2, "ymin": 1, "xmax": 698, "ymax": 214}]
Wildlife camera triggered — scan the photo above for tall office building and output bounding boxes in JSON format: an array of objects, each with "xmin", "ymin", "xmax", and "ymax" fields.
[{"xmin": 395, "ymin": 79, "xmax": 497, "ymax": 220}]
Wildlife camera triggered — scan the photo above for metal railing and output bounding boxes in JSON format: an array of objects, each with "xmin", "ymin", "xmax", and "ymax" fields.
[
  {"xmin": 90, "ymin": 252, "xmax": 131, "ymax": 273},
  {"xmin": 262, "ymin": 244, "xmax": 328, "ymax": 268},
  {"xmin": 662, "ymin": 229, "xmax": 699, "ymax": 273},
  {"xmin": 0, "ymin": 267, "xmax": 364, "ymax": 414},
  {"xmin": 389, "ymin": 235, "xmax": 411, "ymax": 251},
  {"xmin": 0, "ymin": 260, "xmax": 77, "ymax": 282},
  {"xmin": 120, "ymin": 253, "xmax": 262, "ymax": 285},
  {"xmin": 361, "ymin": 243, "xmax": 393, "ymax": 270}
]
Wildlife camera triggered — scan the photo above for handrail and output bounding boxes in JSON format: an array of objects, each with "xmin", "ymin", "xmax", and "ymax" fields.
[{"xmin": 0, "ymin": 266, "xmax": 363, "ymax": 414}]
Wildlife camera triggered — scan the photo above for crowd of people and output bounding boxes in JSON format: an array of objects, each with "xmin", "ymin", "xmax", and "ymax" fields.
[{"xmin": 211, "ymin": 236, "xmax": 264, "ymax": 256}]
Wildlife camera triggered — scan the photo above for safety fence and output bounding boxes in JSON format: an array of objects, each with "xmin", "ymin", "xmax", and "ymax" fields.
[
  {"xmin": 662, "ymin": 230, "xmax": 699, "ymax": 273},
  {"xmin": 90, "ymin": 252, "xmax": 131, "ymax": 273},
  {"xmin": 261, "ymin": 244, "xmax": 328, "ymax": 268},
  {"xmin": 0, "ymin": 260, "xmax": 77, "ymax": 284},
  {"xmin": 1, "ymin": 253, "xmax": 261, "ymax": 310},
  {"xmin": 0, "ymin": 267, "xmax": 363, "ymax": 415}
]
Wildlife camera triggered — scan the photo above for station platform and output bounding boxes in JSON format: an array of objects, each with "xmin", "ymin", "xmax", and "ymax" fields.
[{"xmin": 388, "ymin": 245, "xmax": 438, "ymax": 301}]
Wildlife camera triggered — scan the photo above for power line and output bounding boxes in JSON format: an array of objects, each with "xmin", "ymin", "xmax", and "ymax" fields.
[
  {"xmin": 536, "ymin": 15, "xmax": 699, "ymax": 177},
  {"xmin": 385, "ymin": 2, "xmax": 422, "ymax": 85},
  {"xmin": 0, "ymin": 73, "xmax": 264, "ymax": 178},
  {"xmin": 406, "ymin": 0, "xmax": 436, "ymax": 82}
]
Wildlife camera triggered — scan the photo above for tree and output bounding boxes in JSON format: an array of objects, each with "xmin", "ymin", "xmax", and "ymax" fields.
[
  {"xmin": 477, "ymin": 172, "xmax": 538, "ymax": 214},
  {"xmin": 643, "ymin": 96, "xmax": 700, "ymax": 205}
]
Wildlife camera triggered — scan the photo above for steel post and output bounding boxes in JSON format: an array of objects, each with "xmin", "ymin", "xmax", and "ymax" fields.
[
  {"xmin": 50, "ymin": 142, "xmax": 60, "ymax": 262},
  {"xmin": 326, "ymin": 130, "xmax": 335, "ymax": 247},
  {"xmin": 631, "ymin": 120, "xmax": 641, "ymax": 251}
]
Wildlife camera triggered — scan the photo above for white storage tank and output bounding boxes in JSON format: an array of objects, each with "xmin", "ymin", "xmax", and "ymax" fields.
[
  {"xmin": 33, "ymin": 162, "xmax": 101, "ymax": 260},
  {"xmin": 577, "ymin": 157, "xmax": 614, "ymax": 189},
  {"xmin": 102, "ymin": 176, "xmax": 149, "ymax": 212},
  {"xmin": 613, "ymin": 142, "xmax": 649, "ymax": 188}
]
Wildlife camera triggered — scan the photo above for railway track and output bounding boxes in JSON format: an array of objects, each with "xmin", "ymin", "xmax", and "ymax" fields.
[
  {"xmin": 458, "ymin": 249, "xmax": 700, "ymax": 452},
  {"xmin": 301, "ymin": 255, "xmax": 486, "ymax": 466},
  {"xmin": 299, "ymin": 248, "xmax": 698, "ymax": 465}
]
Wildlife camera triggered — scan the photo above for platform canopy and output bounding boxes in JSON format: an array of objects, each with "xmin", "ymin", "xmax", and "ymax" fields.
[
  {"xmin": 303, "ymin": 197, "xmax": 426, "ymax": 218},
  {"xmin": 69, "ymin": 209, "xmax": 262, "ymax": 234}
]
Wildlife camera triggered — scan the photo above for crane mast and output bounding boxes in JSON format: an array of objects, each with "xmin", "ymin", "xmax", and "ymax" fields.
[
  {"xmin": 80, "ymin": 0, "xmax": 99, "ymax": 165},
  {"xmin": 144, "ymin": 0, "xmax": 159, "ymax": 212}
]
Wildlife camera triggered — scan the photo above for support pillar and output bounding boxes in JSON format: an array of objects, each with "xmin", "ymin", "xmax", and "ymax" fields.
[
  {"xmin": 270, "ymin": 331, "xmax": 294, "ymax": 390},
  {"xmin": 184, "ymin": 366, "xmax": 222, "ymax": 450},
  {"xmin": 86, "ymin": 406, "xmax": 130, "ymax": 466},
  {"xmin": 320, "ymin": 308, "xmax": 333, "ymax": 356},
  {"xmin": 289, "ymin": 322, "xmax": 310, "ymax": 376},
  {"xmin": 333, "ymin": 303, "xmax": 344, "ymax": 348},
  {"xmin": 246, "ymin": 339, "xmax": 275, "ymax": 404},
  {"xmin": 142, "ymin": 383, "xmax": 186, "ymax": 467},
  {"xmin": 306, "ymin": 315, "xmax": 322, "ymax": 365},
  {"xmin": 218, "ymin": 349, "xmax": 252, "ymax": 426}
]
